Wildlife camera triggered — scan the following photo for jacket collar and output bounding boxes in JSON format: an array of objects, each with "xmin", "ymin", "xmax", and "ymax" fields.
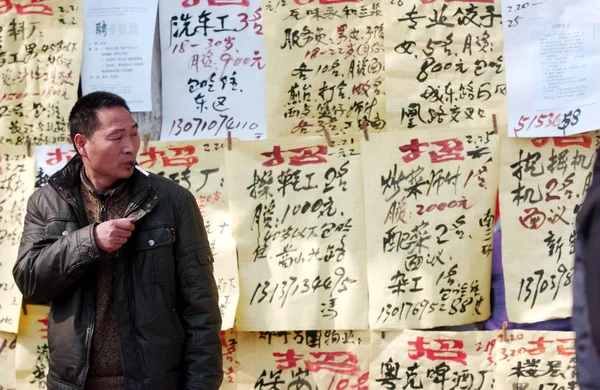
[{"xmin": 48, "ymin": 154, "xmax": 160, "ymax": 221}]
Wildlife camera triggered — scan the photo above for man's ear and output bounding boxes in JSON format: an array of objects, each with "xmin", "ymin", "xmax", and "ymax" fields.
[{"xmin": 73, "ymin": 133, "xmax": 88, "ymax": 158}]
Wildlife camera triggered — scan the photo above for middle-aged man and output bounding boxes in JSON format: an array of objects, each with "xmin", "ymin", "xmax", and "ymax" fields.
[
  {"xmin": 14, "ymin": 91, "xmax": 223, "ymax": 390},
  {"xmin": 574, "ymin": 149, "xmax": 600, "ymax": 390}
]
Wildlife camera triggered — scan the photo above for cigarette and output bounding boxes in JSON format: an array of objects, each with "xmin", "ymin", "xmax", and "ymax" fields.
[{"xmin": 132, "ymin": 162, "xmax": 150, "ymax": 176}]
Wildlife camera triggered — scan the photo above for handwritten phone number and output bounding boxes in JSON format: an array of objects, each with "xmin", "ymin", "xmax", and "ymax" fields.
[
  {"xmin": 249, "ymin": 267, "xmax": 357, "ymax": 308},
  {"xmin": 168, "ymin": 115, "xmax": 260, "ymax": 137},
  {"xmin": 518, "ymin": 264, "xmax": 573, "ymax": 308},
  {"xmin": 375, "ymin": 294, "xmax": 484, "ymax": 324},
  {"xmin": 513, "ymin": 109, "xmax": 581, "ymax": 135}
]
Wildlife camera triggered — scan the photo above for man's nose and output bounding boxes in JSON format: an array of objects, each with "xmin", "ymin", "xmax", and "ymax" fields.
[{"xmin": 122, "ymin": 137, "xmax": 136, "ymax": 154}]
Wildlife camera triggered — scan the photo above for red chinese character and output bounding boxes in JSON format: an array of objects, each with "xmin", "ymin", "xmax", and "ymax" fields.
[
  {"xmin": 304, "ymin": 351, "xmax": 361, "ymax": 376},
  {"xmin": 554, "ymin": 135, "xmax": 592, "ymax": 148},
  {"xmin": 531, "ymin": 138, "xmax": 551, "ymax": 148},
  {"xmin": 16, "ymin": 0, "xmax": 53, "ymax": 15},
  {"xmin": 531, "ymin": 135, "xmax": 591, "ymax": 149},
  {"xmin": 556, "ymin": 338, "xmax": 576, "ymax": 357},
  {"xmin": 261, "ymin": 145, "xmax": 285, "ymax": 167},
  {"xmin": 518, "ymin": 207, "xmax": 546, "ymax": 230},
  {"xmin": 0, "ymin": 0, "xmax": 11, "ymax": 14},
  {"xmin": 0, "ymin": 0, "xmax": 53, "ymax": 15},
  {"xmin": 273, "ymin": 349, "xmax": 303, "ymax": 370},
  {"xmin": 45, "ymin": 147, "xmax": 75, "ymax": 166},
  {"xmin": 138, "ymin": 146, "xmax": 198, "ymax": 168},
  {"xmin": 138, "ymin": 147, "xmax": 163, "ymax": 168},
  {"xmin": 287, "ymin": 145, "xmax": 328, "ymax": 166},
  {"xmin": 163, "ymin": 145, "xmax": 199, "ymax": 167},
  {"xmin": 408, "ymin": 337, "xmax": 467, "ymax": 366},
  {"xmin": 429, "ymin": 138, "xmax": 465, "ymax": 163},
  {"xmin": 526, "ymin": 336, "xmax": 553, "ymax": 356},
  {"xmin": 261, "ymin": 145, "xmax": 328, "ymax": 167},
  {"xmin": 38, "ymin": 315, "xmax": 49, "ymax": 339},
  {"xmin": 399, "ymin": 139, "xmax": 429, "ymax": 163}
]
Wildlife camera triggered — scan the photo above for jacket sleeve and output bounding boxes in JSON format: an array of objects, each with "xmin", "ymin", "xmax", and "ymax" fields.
[
  {"xmin": 175, "ymin": 189, "xmax": 223, "ymax": 390},
  {"xmin": 13, "ymin": 191, "xmax": 103, "ymax": 304}
]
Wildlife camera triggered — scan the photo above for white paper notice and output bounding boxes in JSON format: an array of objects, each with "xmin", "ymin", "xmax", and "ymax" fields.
[
  {"xmin": 503, "ymin": 0, "xmax": 600, "ymax": 137},
  {"xmin": 532, "ymin": 19, "xmax": 595, "ymax": 110},
  {"xmin": 159, "ymin": 0, "xmax": 266, "ymax": 141},
  {"xmin": 82, "ymin": 0, "xmax": 158, "ymax": 111}
]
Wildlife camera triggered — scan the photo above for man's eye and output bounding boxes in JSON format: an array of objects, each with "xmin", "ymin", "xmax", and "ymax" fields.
[{"xmin": 131, "ymin": 133, "xmax": 139, "ymax": 137}]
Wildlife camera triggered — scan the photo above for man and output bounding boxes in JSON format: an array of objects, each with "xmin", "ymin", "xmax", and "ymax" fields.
[
  {"xmin": 574, "ymin": 152, "xmax": 600, "ymax": 390},
  {"xmin": 14, "ymin": 91, "xmax": 223, "ymax": 390}
]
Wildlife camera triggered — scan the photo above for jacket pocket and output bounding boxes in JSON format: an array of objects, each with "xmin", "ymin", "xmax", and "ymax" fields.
[
  {"xmin": 132, "ymin": 225, "xmax": 175, "ymax": 284},
  {"xmin": 194, "ymin": 246, "xmax": 215, "ymax": 265},
  {"xmin": 184, "ymin": 247, "xmax": 215, "ymax": 284},
  {"xmin": 44, "ymin": 217, "xmax": 79, "ymax": 239}
]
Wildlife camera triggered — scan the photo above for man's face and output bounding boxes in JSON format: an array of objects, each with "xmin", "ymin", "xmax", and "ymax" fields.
[{"xmin": 75, "ymin": 106, "xmax": 140, "ymax": 188}]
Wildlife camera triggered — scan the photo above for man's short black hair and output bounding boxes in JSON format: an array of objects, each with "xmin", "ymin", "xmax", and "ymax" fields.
[{"xmin": 69, "ymin": 91, "xmax": 131, "ymax": 144}]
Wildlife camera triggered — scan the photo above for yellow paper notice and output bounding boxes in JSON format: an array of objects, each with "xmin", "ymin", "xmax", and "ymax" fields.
[
  {"xmin": 137, "ymin": 140, "xmax": 239, "ymax": 330},
  {"xmin": 0, "ymin": 0, "xmax": 83, "ymax": 145},
  {"xmin": 226, "ymin": 136, "xmax": 368, "ymax": 330},
  {"xmin": 15, "ymin": 304, "xmax": 50, "ymax": 389},
  {"xmin": 263, "ymin": 0, "xmax": 386, "ymax": 137},
  {"xmin": 237, "ymin": 330, "xmax": 371, "ymax": 389},
  {"xmin": 362, "ymin": 129, "xmax": 499, "ymax": 329},
  {"xmin": 500, "ymin": 133, "xmax": 597, "ymax": 322},
  {"xmin": 0, "ymin": 144, "xmax": 35, "ymax": 334},
  {"xmin": 383, "ymin": 0, "xmax": 506, "ymax": 131},
  {"xmin": 494, "ymin": 330, "xmax": 576, "ymax": 390},
  {"xmin": 370, "ymin": 330, "xmax": 496, "ymax": 389},
  {"xmin": 370, "ymin": 329, "xmax": 576, "ymax": 389}
]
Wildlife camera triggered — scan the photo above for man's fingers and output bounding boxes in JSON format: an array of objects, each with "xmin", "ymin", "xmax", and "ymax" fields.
[
  {"xmin": 95, "ymin": 219, "xmax": 137, "ymax": 253},
  {"xmin": 112, "ymin": 229, "xmax": 132, "ymax": 239},
  {"xmin": 114, "ymin": 236, "xmax": 128, "ymax": 245},
  {"xmin": 113, "ymin": 218, "xmax": 136, "ymax": 231}
]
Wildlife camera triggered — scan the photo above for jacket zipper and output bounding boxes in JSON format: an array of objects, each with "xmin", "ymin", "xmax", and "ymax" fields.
[
  {"xmin": 99, "ymin": 201, "xmax": 107, "ymax": 222},
  {"xmin": 81, "ymin": 324, "xmax": 94, "ymax": 388},
  {"xmin": 123, "ymin": 191, "xmax": 150, "ymax": 388},
  {"xmin": 81, "ymin": 196, "xmax": 109, "ymax": 387}
]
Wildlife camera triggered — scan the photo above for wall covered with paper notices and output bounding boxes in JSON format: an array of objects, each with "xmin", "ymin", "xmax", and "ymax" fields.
[{"xmin": 0, "ymin": 0, "xmax": 595, "ymax": 388}]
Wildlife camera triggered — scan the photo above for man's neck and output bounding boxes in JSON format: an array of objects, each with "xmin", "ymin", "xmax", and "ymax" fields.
[{"xmin": 81, "ymin": 168, "xmax": 115, "ymax": 196}]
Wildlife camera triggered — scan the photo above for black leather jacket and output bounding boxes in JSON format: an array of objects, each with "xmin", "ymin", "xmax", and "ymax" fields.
[{"xmin": 14, "ymin": 156, "xmax": 223, "ymax": 390}]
